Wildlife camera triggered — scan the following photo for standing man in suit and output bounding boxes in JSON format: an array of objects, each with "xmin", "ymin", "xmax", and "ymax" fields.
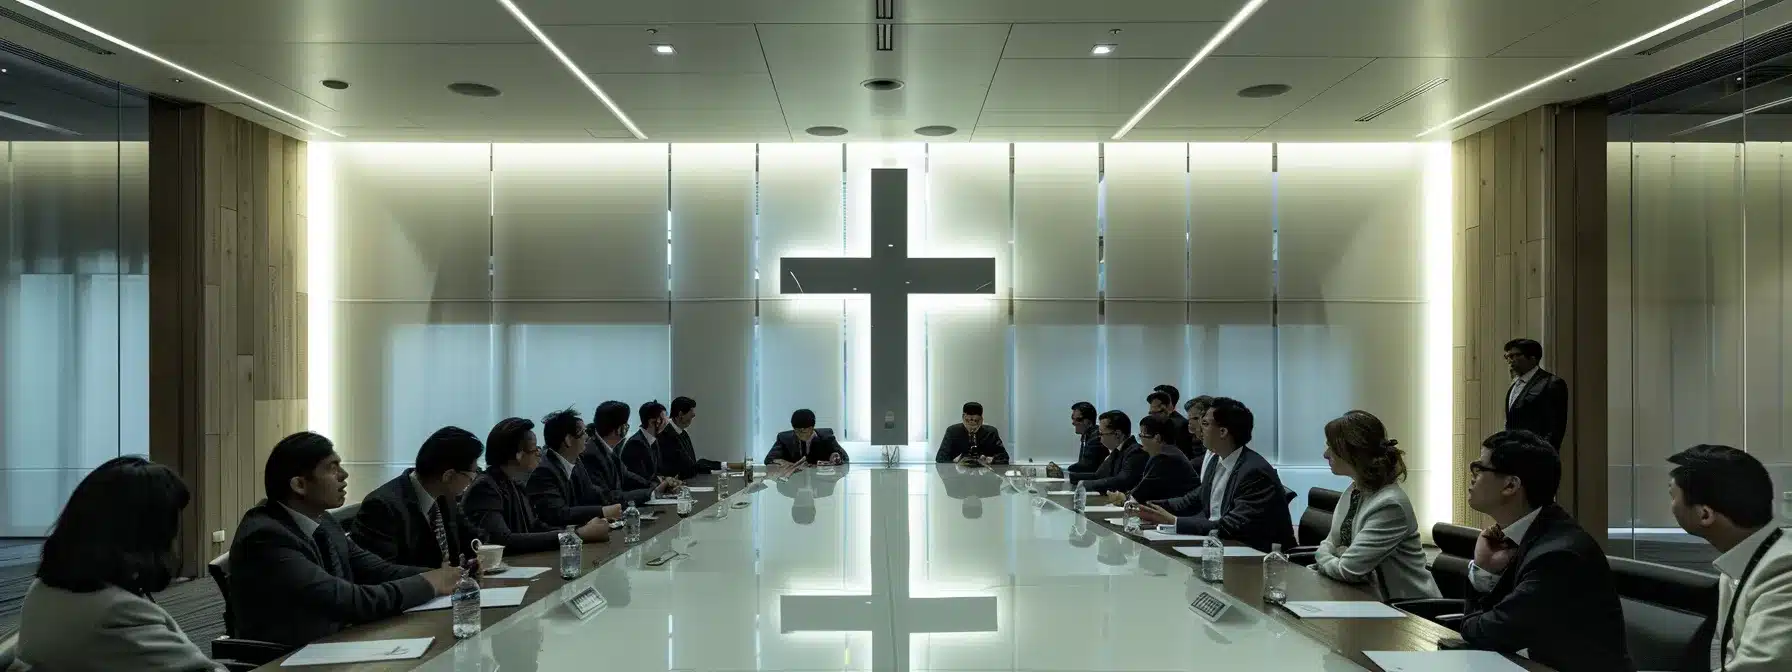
[
  {"xmin": 1136, "ymin": 397, "xmax": 1295, "ymax": 552},
  {"xmin": 1072, "ymin": 410, "xmax": 1147, "ymax": 494},
  {"xmin": 1460, "ymin": 430, "xmax": 1630, "ymax": 671},
  {"xmin": 1045, "ymin": 402, "xmax": 1102, "ymax": 479},
  {"xmin": 1666, "ymin": 444, "xmax": 1791, "ymax": 671},
  {"xmin": 465, "ymin": 417, "xmax": 610, "ymax": 555},
  {"xmin": 1502, "ymin": 338, "xmax": 1568, "ymax": 450},
  {"xmin": 661, "ymin": 396, "xmax": 723, "ymax": 478},
  {"xmin": 1103, "ymin": 414, "xmax": 1197, "ymax": 504},
  {"xmin": 935, "ymin": 401, "xmax": 1009, "ymax": 465},
  {"xmin": 227, "ymin": 432, "xmax": 458, "ymax": 648},
  {"xmin": 352, "ymin": 426, "xmax": 485, "ymax": 569},
  {"xmin": 767, "ymin": 409, "xmax": 847, "ymax": 466},
  {"xmin": 527, "ymin": 408, "xmax": 625, "ymax": 527},
  {"xmin": 1151, "ymin": 385, "xmax": 1198, "ymax": 461},
  {"xmin": 621, "ymin": 400, "xmax": 683, "ymax": 484}
]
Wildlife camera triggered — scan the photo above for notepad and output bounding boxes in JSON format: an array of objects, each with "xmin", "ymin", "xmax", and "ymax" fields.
[
  {"xmin": 1172, "ymin": 546, "xmax": 1265, "ymax": 559},
  {"xmin": 1083, "ymin": 504, "xmax": 1125, "ymax": 513},
  {"xmin": 1140, "ymin": 529, "xmax": 1207, "ymax": 542},
  {"xmin": 1363, "ymin": 650, "xmax": 1528, "ymax": 672},
  {"xmin": 645, "ymin": 498, "xmax": 684, "ymax": 506},
  {"xmin": 482, "ymin": 565, "xmax": 549, "ymax": 580},
  {"xmin": 1282, "ymin": 600, "xmax": 1407, "ymax": 619},
  {"xmin": 282, "ymin": 638, "xmax": 434, "ymax": 666},
  {"xmin": 686, "ymin": 486, "xmax": 716, "ymax": 492},
  {"xmin": 405, "ymin": 586, "xmax": 528, "ymax": 612}
]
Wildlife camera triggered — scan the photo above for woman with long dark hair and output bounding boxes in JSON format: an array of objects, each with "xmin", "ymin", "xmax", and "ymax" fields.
[{"xmin": 13, "ymin": 456, "xmax": 222, "ymax": 671}]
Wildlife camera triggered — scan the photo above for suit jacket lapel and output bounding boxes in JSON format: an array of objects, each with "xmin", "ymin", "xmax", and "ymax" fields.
[{"xmin": 1511, "ymin": 370, "xmax": 1545, "ymax": 411}]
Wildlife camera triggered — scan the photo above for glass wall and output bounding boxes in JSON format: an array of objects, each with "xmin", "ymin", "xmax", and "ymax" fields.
[{"xmin": 0, "ymin": 50, "xmax": 150, "ymax": 538}]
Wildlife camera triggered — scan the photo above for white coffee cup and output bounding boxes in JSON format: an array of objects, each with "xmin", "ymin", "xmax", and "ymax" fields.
[{"xmin": 472, "ymin": 539, "xmax": 505, "ymax": 571}]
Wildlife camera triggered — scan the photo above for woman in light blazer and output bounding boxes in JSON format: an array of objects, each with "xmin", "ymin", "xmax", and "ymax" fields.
[
  {"xmin": 1312, "ymin": 411, "xmax": 1441, "ymax": 601},
  {"xmin": 11, "ymin": 456, "xmax": 222, "ymax": 672}
]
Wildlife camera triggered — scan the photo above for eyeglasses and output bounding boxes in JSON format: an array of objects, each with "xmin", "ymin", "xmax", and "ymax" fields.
[{"xmin": 1468, "ymin": 461, "xmax": 1503, "ymax": 476}]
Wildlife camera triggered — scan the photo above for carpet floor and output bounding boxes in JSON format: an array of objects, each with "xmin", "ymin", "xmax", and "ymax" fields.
[{"xmin": 0, "ymin": 569, "xmax": 227, "ymax": 657}]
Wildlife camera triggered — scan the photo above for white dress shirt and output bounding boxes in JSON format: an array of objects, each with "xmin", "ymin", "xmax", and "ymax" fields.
[
  {"xmin": 1468, "ymin": 506, "xmax": 1543, "ymax": 592},
  {"xmin": 551, "ymin": 448, "xmax": 579, "ymax": 474},
  {"xmin": 407, "ymin": 471, "xmax": 438, "ymax": 517},
  {"xmin": 1507, "ymin": 368, "xmax": 1538, "ymax": 410},
  {"xmin": 281, "ymin": 503, "xmax": 322, "ymax": 538},
  {"xmin": 642, "ymin": 428, "xmax": 658, "ymax": 446},
  {"xmin": 1207, "ymin": 449, "xmax": 1244, "ymax": 522}
]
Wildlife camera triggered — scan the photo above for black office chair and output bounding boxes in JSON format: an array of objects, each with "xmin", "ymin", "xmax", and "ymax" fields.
[
  {"xmin": 1610, "ymin": 556, "xmax": 1718, "ymax": 672},
  {"xmin": 1287, "ymin": 487, "xmax": 1341, "ymax": 565},
  {"xmin": 206, "ymin": 551, "xmax": 292, "ymax": 669},
  {"xmin": 1390, "ymin": 522, "xmax": 1479, "ymax": 626},
  {"xmin": 1308, "ymin": 487, "xmax": 1341, "ymax": 513}
]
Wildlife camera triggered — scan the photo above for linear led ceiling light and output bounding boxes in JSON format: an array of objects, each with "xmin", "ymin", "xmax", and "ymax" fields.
[
  {"xmin": 11, "ymin": 0, "xmax": 344, "ymax": 137},
  {"xmin": 1113, "ymin": 0, "xmax": 1268, "ymax": 140},
  {"xmin": 0, "ymin": 109, "xmax": 80, "ymax": 135},
  {"xmin": 493, "ymin": 0, "xmax": 648, "ymax": 140},
  {"xmin": 1416, "ymin": 0, "xmax": 1738, "ymax": 137}
]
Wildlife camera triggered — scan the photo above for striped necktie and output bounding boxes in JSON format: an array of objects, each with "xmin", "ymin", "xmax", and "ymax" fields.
[{"xmin": 431, "ymin": 501, "xmax": 452, "ymax": 566}]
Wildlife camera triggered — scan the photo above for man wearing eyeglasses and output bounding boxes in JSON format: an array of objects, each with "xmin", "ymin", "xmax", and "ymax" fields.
[{"xmin": 351, "ymin": 426, "xmax": 487, "ymax": 569}]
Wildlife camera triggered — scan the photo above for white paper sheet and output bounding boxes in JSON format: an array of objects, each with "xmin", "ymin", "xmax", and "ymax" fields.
[
  {"xmin": 405, "ymin": 586, "xmax": 528, "ymax": 612},
  {"xmin": 1047, "ymin": 490, "xmax": 1080, "ymax": 496},
  {"xmin": 483, "ymin": 566, "xmax": 550, "ymax": 580},
  {"xmin": 1140, "ymin": 529, "xmax": 1208, "ymax": 542},
  {"xmin": 1083, "ymin": 505, "xmax": 1125, "ymax": 513},
  {"xmin": 1172, "ymin": 546, "xmax": 1266, "ymax": 558},
  {"xmin": 282, "ymin": 638, "xmax": 434, "ymax": 666},
  {"xmin": 645, "ymin": 498, "xmax": 683, "ymax": 505},
  {"xmin": 686, "ymin": 486, "xmax": 716, "ymax": 492},
  {"xmin": 1033, "ymin": 477, "xmax": 1067, "ymax": 483},
  {"xmin": 1282, "ymin": 601, "xmax": 1407, "ymax": 619},
  {"xmin": 1363, "ymin": 650, "xmax": 1529, "ymax": 672}
]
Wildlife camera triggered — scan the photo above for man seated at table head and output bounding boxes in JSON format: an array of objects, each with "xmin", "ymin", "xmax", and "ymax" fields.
[
  {"xmin": 935, "ymin": 401, "xmax": 1009, "ymax": 466},
  {"xmin": 1135, "ymin": 397, "xmax": 1295, "ymax": 552},
  {"xmin": 1459, "ymin": 429, "xmax": 1630, "ymax": 671},
  {"xmin": 527, "ymin": 407, "xmax": 627, "ymax": 527},
  {"xmin": 227, "ymin": 432, "xmax": 459, "ymax": 648},
  {"xmin": 352, "ymin": 426, "xmax": 486, "ymax": 569},
  {"xmin": 661, "ymin": 395, "xmax": 723, "ymax": 478},
  {"xmin": 621, "ymin": 400, "xmax": 683, "ymax": 486},
  {"xmin": 1045, "ymin": 401, "xmax": 1103, "ymax": 479},
  {"xmin": 767, "ymin": 409, "xmax": 847, "ymax": 466},
  {"xmin": 1666, "ymin": 444, "xmax": 1791, "ymax": 672},
  {"xmin": 579, "ymin": 401, "xmax": 677, "ymax": 508},
  {"xmin": 1069, "ymin": 410, "xmax": 1147, "ymax": 494},
  {"xmin": 465, "ymin": 417, "xmax": 610, "ymax": 555},
  {"xmin": 1150, "ymin": 385, "xmax": 1198, "ymax": 461},
  {"xmin": 1102, "ymin": 414, "xmax": 1197, "ymax": 505}
]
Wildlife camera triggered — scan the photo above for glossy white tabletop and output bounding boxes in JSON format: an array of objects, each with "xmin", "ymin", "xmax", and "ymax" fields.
[{"xmin": 417, "ymin": 465, "xmax": 1365, "ymax": 672}]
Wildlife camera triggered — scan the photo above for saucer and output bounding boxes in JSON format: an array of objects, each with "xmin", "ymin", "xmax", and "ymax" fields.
[{"xmin": 481, "ymin": 563, "xmax": 511, "ymax": 575}]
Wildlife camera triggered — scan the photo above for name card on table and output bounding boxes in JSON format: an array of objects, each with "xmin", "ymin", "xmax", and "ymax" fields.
[
  {"xmin": 564, "ymin": 586, "xmax": 608, "ymax": 621},
  {"xmin": 1188, "ymin": 588, "xmax": 1232, "ymax": 623}
]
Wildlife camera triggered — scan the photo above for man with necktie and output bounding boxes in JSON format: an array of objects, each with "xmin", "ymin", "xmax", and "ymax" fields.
[{"xmin": 351, "ymin": 426, "xmax": 485, "ymax": 569}]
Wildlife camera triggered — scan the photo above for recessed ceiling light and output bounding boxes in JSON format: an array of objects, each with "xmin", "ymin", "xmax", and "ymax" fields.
[
  {"xmin": 8, "ymin": 0, "xmax": 342, "ymax": 137},
  {"xmin": 861, "ymin": 78, "xmax": 904, "ymax": 91},
  {"xmin": 914, "ymin": 125, "xmax": 957, "ymax": 137},
  {"xmin": 805, "ymin": 125, "xmax": 848, "ymax": 137},
  {"xmin": 1114, "ymin": 0, "xmax": 1268, "ymax": 139},
  {"xmin": 1417, "ymin": 0, "xmax": 1738, "ymax": 137},
  {"xmin": 170, "ymin": 77, "xmax": 184, "ymax": 83},
  {"xmin": 652, "ymin": 44, "xmax": 676, "ymax": 55},
  {"xmin": 1237, "ymin": 84, "xmax": 1291, "ymax": 98},
  {"xmin": 321, "ymin": 79, "xmax": 349, "ymax": 90},
  {"xmin": 1092, "ymin": 44, "xmax": 1116, "ymax": 55},
  {"xmin": 492, "ymin": 0, "xmax": 647, "ymax": 140},
  {"xmin": 448, "ymin": 82, "xmax": 502, "ymax": 98}
]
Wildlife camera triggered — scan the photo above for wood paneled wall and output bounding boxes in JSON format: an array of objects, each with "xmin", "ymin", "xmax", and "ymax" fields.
[
  {"xmin": 1451, "ymin": 102, "xmax": 1607, "ymax": 539},
  {"xmin": 150, "ymin": 102, "xmax": 306, "ymax": 575}
]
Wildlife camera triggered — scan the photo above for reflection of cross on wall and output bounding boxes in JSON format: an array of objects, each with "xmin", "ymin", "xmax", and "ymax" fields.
[
  {"xmin": 779, "ymin": 469, "xmax": 998, "ymax": 671},
  {"xmin": 779, "ymin": 168, "xmax": 997, "ymax": 446}
]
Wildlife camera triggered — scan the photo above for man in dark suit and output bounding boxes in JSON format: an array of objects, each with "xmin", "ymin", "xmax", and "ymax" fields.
[
  {"xmin": 526, "ymin": 407, "xmax": 626, "ymax": 527},
  {"xmin": 1182, "ymin": 395, "xmax": 1214, "ymax": 472},
  {"xmin": 465, "ymin": 417, "xmax": 610, "ymax": 555},
  {"xmin": 1502, "ymin": 338, "xmax": 1568, "ymax": 450},
  {"xmin": 767, "ymin": 408, "xmax": 847, "ymax": 465},
  {"xmin": 659, "ymin": 396, "xmax": 723, "ymax": 479},
  {"xmin": 1151, "ymin": 385, "xmax": 1199, "ymax": 462},
  {"xmin": 227, "ymin": 432, "xmax": 458, "ymax": 648},
  {"xmin": 1460, "ymin": 430, "xmax": 1631, "ymax": 671},
  {"xmin": 1107, "ymin": 414, "xmax": 1197, "ymax": 503},
  {"xmin": 352, "ymin": 426, "xmax": 485, "ymax": 569},
  {"xmin": 935, "ymin": 401, "xmax": 1009, "ymax": 465},
  {"xmin": 621, "ymin": 400, "xmax": 684, "ymax": 485},
  {"xmin": 1071, "ymin": 410, "xmax": 1147, "ymax": 494},
  {"xmin": 1137, "ymin": 397, "xmax": 1295, "ymax": 552},
  {"xmin": 1045, "ymin": 402, "xmax": 1102, "ymax": 479}
]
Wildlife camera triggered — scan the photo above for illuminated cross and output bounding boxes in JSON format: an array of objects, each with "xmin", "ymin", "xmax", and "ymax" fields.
[
  {"xmin": 779, "ymin": 168, "xmax": 996, "ymax": 446},
  {"xmin": 779, "ymin": 469, "xmax": 998, "ymax": 670}
]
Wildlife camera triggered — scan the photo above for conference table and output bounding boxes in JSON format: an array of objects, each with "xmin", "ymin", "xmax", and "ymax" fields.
[{"xmin": 259, "ymin": 464, "xmax": 1549, "ymax": 671}]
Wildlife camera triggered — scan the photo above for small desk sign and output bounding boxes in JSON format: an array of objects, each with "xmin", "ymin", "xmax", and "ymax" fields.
[
  {"xmin": 1188, "ymin": 588, "xmax": 1232, "ymax": 623},
  {"xmin": 564, "ymin": 586, "xmax": 608, "ymax": 621}
]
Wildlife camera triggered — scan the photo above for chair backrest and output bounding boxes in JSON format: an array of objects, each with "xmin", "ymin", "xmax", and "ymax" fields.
[
  {"xmin": 0, "ymin": 631, "xmax": 18, "ymax": 671},
  {"xmin": 208, "ymin": 551, "xmax": 234, "ymax": 638},
  {"xmin": 1308, "ymin": 487, "xmax": 1342, "ymax": 513},
  {"xmin": 1609, "ymin": 556, "xmax": 1717, "ymax": 672},
  {"xmin": 328, "ymin": 502, "xmax": 361, "ymax": 525},
  {"xmin": 1298, "ymin": 507, "xmax": 1333, "ymax": 547},
  {"xmin": 1431, "ymin": 522, "xmax": 1477, "ymax": 558},
  {"xmin": 1429, "ymin": 523, "xmax": 1479, "ymax": 600}
]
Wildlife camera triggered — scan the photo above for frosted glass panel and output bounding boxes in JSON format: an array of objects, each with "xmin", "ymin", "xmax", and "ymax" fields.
[
  {"xmin": 1278, "ymin": 302, "xmax": 1423, "ymax": 468},
  {"xmin": 671, "ymin": 144, "xmax": 755, "ymax": 300},
  {"xmin": 924, "ymin": 144, "xmax": 1011, "ymax": 293},
  {"xmin": 1104, "ymin": 301, "xmax": 1189, "ymax": 420},
  {"xmin": 923, "ymin": 299, "xmax": 1009, "ymax": 446},
  {"xmin": 1190, "ymin": 301, "xmax": 1276, "ymax": 456},
  {"xmin": 1104, "ymin": 143, "xmax": 1187, "ymax": 300},
  {"xmin": 1276, "ymin": 144, "xmax": 1428, "ymax": 302},
  {"xmin": 1013, "ymin": 301, "xmax": 1098, "ymax": 462},
  {"xmin": 670, "ymin": 301, "xmax": 754, "ymax": 458},
  {"xmin": 1189, "ymin": 144, "xmax": 1273, "ymax": 301},
  {"xmin": 497, "ymin": 302, "xmax": 670, "ymax": 424},
  {"xmin": 5, "ymin": 275, "xmax": 72, "ymax": 468},
  {"xmin": 1013, "ymin": 144, "xmax": 1098, "ymax": 300},
  {"xmin": 332, "ymin": 143, "xmax": 492, "ymax": 301},
  {"xmin": 334, "ymin": 301, "xmax": 496, "ymax": 475},
  {"xmin": 493, "ymin": 144, "xmax": 669, "ymax": 301},
  {"xmin": 759, "ymin": 300, "xmax": 845, "ymax": 446},
  {"xmin": 758, "ymin": 144, "xmax": 842, "ymax": 297}
]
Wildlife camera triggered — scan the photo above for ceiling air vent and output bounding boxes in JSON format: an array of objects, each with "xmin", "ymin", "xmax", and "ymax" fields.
[
  {"xmin": 0, "ymin": 6, "xmax": 112, "ymax": 55},
  {"xmin": 1634, "ymin": 0, "xmax": 1787, "ymax": 56},
  {"xmin": 1355, "ymin": 77, "xmax": 1449, "ymax": 122}
]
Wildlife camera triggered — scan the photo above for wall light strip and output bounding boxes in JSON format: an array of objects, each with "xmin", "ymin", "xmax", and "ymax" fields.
[
  {"xmin": 12, "ymin": 0, "xmax": 344, "ymax": 137},
  {"xmin": 1416, "ymin": 0, "xmax": 1738, "ymax": 138},
  {"xmin": 492, "ymin": 0, "xmax": 648, "ymax": 140},
  {"xmin": 0, "ymin": 109, "xmax": 80, "ymax": 135},
  {"xmin": 1112, "ymin": 0, "xmax": 1268, "ymax": 140}
]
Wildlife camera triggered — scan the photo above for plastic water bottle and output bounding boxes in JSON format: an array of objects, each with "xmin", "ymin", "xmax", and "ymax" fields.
[
  {"xmin": 451, "ymin": 563, "xmax": 481, "ymax": 639},
  {"xmin": 623, "ymin": 502, "xmax": 642, "ymax": 544},
  {"xmin": 1263, "ymin": 543, "xmax": 1288, "ymax": 604},
  {"xmin": 1200, "ymin": 534, "xmax": 1225, "ymax": 583},
  {"xmin": 744, "ymin": 456, "xmax": 754, "ymax": 484},
  {"xmin": 1072, "ymin": 482, "xmax": 1087, "ymax": 513},
  {"xmin": 716, "ymin": 466, "xmax": 732, "ymax": 500},
  {"xmin": 1123, "ymin": 501, "xmax": 1142, "ymax": 533},
  {"xmin": 558, "ymin": 525, "xmax": 582, "ymax": 579}
]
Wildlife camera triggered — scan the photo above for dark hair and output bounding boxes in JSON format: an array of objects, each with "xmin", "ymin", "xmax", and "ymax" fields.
[
  {"xmin": 1207, "ymin": 397, "xmax": 1254, "ymax": 445},
  {"xmin": 1097, "ymin": 410, "xmax": 1131, "ymax": 436},
  {"xmin": 638, "ymin": 399, "xmax": 667, "ymax": 425},
  {"xmin": 265, "ymin": 431, "xmax": 337, "ymax": 503},
  {"xmin": 1153, "ymin": 384, "xmax": 1181, "ymax": 405},
  {"xmin": 962, "ymin": 401, "xmax": 984, "ymax": 416},
  {"xmin": 1146, "ymin": 391, "xmax": 1171, "ymax": 407},
  {"xmin": 1184, "ymin": 395, "xmax": 1214, "ymax": 416},
  {"xmin": 38, "ymin": 456, "xmax": 189, "ymax": 595},
  {"xmin": 593, "ymin": 400, "xmax": 631, "ymax": 437},
  {"xmin": 1071, "ymin": 401, "xmax": 1097, "ymax": 422},
  {"xmin": 1324, "ymin": 410, "xmax": 1407, "ymax": 490},
  {"xmin": 542, "ymin": 407, "xmax": 583, "ymax": 450},
  {"xmin": 1669, "ymin": 444, "xmax": 1775, "ymax": 528},
  {"xmin": 791, "ymin": 408, "xmax": 817, "ymax": 429},
  {"xmin": 416, "ymin": 426, "xmax": 483, "ymax": 477},
  {"xmin": 1503, "ymin": 338, "xmax": 1542, "ymax": 360},
  {"xmin": 1137, "ymin": 414, "xmax": 1170, "ymax": 440},
  {"xmin": 670, "ymin": 396, "xmax": 697, "ymax": 417},
  {"xmin": 485, "ymin": 417, "xmax": 535, "ymax": 468},
  {"xmin": 1480, "ymin": 430, "xmax": 1560, "ymax": 508}
]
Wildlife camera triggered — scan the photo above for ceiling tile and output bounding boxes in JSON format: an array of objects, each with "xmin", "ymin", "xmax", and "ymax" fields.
[
  {"xmin": 7, "ymin": 0, "xmax": 528, "ymax": 44},
  {"xmin": 1133, "ymin": 57, "xmax": 1374, "ymax": 127},
  {"xmin": 519, "ymin": 0, "xmax": 1243, "ymax": 25},
  {"xmin": 543, "ymin": 24, "xmax": 770, "ymax": 74},
  {"xmin": 1000, "ymin": 22, "xmax": 1222, "ymax": 59},
  {"xmin": 758, "ymin": 24, "xmax": 1010, "ymax": 135},
  {"xmin": 1493, "ymin": 0, "xmax": 1756, "ymax": 58},
  {"xmin": 1219, "ymin": 0, "xmax": 1600, "ymax": 57}
]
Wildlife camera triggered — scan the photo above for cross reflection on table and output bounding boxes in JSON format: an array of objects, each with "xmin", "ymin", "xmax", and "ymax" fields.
[{"xmin": 778, "ymin": 468, "xmax": 999, "ymax": 671}]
